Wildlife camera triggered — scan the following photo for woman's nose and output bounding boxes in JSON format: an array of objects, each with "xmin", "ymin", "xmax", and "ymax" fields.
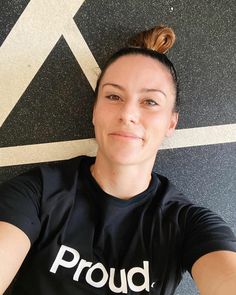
[{"xmin": 118, "ymin": 100, "xmax": 139, "ymax": 124}]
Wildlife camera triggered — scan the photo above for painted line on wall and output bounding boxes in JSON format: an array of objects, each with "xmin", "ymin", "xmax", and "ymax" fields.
[
  {"xmin": 160, "ymin": 123, "xmax": 236, "ymax": 150},
  {"xmin": 0, "ymin": 124, "xmax": 235, "ymax": 167},
  {"xmin": 62, "ymin": 19, "xmax": 100, "ymax": 90},
  {"xmin": 0, "ymin": 0, "xmax": 90, "ymax": 127},
  {"xmin": 0, "ymin": 138, "xmax": 98, "ymax": 167}
]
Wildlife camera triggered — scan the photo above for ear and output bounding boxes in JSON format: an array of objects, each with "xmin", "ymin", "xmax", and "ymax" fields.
[
  {"xmin": 92, "ymin": 111, "xmax": 95, "ymax": 126},
  {"xmin": 92, "ymin": 105, "xmax": 96, "ymax": 126},
  {"xmin": 165, "ymin": 112, "xmax": 178, "ymax": 137}
]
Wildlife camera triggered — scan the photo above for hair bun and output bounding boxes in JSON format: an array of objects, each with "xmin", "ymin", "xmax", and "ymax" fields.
[{"xmin": 128, "ymin": 25, "xmax": 176, "ymax": 54}]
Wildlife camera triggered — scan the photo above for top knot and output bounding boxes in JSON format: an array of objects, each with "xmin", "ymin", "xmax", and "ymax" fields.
[{"xmin": 128, "ymin": 25, "xmax": 176, "ymax": 54}]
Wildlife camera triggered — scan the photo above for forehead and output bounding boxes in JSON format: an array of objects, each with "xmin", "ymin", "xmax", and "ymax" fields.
[{"xmin": 101, "ymin": 54, "xmax": 173, "ymax": 90}]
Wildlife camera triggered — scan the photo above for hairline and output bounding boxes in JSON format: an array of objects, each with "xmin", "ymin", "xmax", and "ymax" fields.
[{"xmin": 94, "ymin": 48, "xmax": 179, "ymax": 112}]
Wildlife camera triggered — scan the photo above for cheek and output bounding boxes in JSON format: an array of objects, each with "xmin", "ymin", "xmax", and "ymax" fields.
[
  {"xmin": 144, "ymin": 112, "xmax": 173, "ymax": 137},
  {"xmin": 93, "ymin": 106, "xmax": 109, "ymax": 131},
  {"xmin": 146, "ymin": 112, "xmax": 169, "ymax": 127}
]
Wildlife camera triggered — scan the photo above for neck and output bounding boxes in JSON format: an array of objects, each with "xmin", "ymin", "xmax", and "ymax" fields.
[{"xmin": 91, "ymin": 153, "xmax": 154, "ymax": 200}]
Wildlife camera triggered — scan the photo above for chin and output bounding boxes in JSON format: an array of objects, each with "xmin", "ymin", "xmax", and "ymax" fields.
[
  {"xmin": 97, "ymin": 142, "xmax": 157, "ymax": 167},
  {"xmin": 108, "ymin": 150, "xmax": 156, "ymax": 168}
]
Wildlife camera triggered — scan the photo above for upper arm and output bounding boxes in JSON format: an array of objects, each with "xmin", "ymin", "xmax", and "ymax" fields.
[
  {"xmin": 192, "ymin": 250, "xmax": 236, "ymax": 295},
  {"xmin": 0, "ymin": 169, "xmax": 42, "ymax": 294},
  {"xmin": 0, "ymin": 221, "xmax": 31, "ymax": 294}
]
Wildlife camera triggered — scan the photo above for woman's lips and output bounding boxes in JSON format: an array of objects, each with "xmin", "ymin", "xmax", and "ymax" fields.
[{"xmin": 109, "ymin": 131, "xmax": 143, "ymax": 140}]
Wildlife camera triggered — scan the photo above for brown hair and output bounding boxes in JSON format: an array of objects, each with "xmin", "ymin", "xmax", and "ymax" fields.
[
  {"xmin": 95, "ymin": 25, "xmax": 179, "ymax": 112},
  {"xmin": 128, "ymin": 25, "xmax": 176, "ymax": 53}
]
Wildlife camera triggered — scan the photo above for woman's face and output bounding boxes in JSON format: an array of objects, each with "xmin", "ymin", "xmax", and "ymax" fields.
[{"xmin": 93, "ymin": 54, "xmax": 178, "ymax": 167}]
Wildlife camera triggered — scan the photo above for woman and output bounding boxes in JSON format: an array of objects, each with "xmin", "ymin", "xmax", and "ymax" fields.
[{"xmin": 0, "ymin": 26, "xmax": 236, "ymax": 295}]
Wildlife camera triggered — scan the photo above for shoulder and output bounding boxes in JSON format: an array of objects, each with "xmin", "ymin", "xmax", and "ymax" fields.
[
  {"xmin": 39, "ymin": 155, "xmax": 93, "ymax": 184},
  {"xmin": 0, "ymin": 166, "xmax": 43, "ymax": 204},
  {"xmin": 0, "ymin": 155, "xmax": 93, "ymax": 215},
  {"xmin": 152, "ymin": 172, "xmax": 236, "ymax": 272},
  {"xmin": 31, "ymin": 155, "xmax": 94, "ymax": 200},
  {"xmin": 0, "ymin": 155, "xmax": 89, "ymax": 195},
  {"xmin": 40, "ymin": 155, "xmax": 87, "ymax": 175},
  {"xmin": 153, "ymin": 173, "xmax": 193, "ymax": 215},
  {"xmin": 0, "ymin": 156, "xmax": 94, "ymax": 244}
]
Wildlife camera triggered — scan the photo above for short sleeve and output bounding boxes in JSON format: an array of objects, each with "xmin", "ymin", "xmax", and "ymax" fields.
[
  {"xmin": 0, "ymin": 168, "xmax": 42, "ymax": 244},
  {"xmin": 181, "ymin": 206, "xmax": 236, "ymax": 274}
]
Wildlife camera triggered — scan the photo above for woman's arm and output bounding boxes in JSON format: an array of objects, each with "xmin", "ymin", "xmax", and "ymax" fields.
[
  {"xmin": 192, "ymin": 250, "xmax": 236, "ymax": 295},
  {"xmin": 0, "ymin": 221, "xmax": 30, "ymax": 295}
]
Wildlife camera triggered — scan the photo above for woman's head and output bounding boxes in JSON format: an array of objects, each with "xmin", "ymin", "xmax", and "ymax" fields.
[
  {"xmin": 92, "ymin": 25, "xmax": 179, "ymax": 167},
  {"xmin": 95, "ymin": 25, "xmax": 179, "ymax": 113}
]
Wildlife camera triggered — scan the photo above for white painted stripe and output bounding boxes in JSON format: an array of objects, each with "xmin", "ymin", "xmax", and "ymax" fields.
[
  {"xmin": 0, "ymin": 139, "xmax": 98, "ymax": 167},
  {"xmin": 0, "ymin": 0, "xmax": 86, "ymax": 127},
  {"xmin": 0, "ymin": 124, "xmax": 235, "ymax": 167},
  {"xmin": 160, "ymin": 124, "xmax": 236, "ymax": 150},
  {"xmin": 63, "ymin": 19, "xmax": 101, "ymax": 90}
]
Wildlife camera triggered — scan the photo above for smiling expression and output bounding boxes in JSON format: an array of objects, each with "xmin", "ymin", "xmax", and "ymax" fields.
[{"xmin": 93, "ymin": 54, "xmax": 178, "ymax": 167}]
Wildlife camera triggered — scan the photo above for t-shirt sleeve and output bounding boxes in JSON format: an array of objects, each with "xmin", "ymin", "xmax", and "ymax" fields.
[
  {"xmin": 0, "ymin": 168, "xmax": 42, "ymax": 244},
  {"xmin": 181, "ymin": 205, "xmax": 236, "ymax": 274}
]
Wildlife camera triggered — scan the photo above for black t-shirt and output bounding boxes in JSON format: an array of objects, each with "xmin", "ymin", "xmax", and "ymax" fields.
[{"xmin": 0, "ymin": 156, "xmax": 236, "ymax": 295}]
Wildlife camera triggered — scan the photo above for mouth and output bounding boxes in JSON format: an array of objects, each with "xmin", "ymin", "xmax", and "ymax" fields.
[{"xmin": 109, "ymin": 131, "xmax": 143, "ymax": 141}]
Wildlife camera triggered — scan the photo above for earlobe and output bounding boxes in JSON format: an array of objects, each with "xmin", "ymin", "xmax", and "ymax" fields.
[{"xmin": 166, "ymin": 112, "xmax": 178, "ymax": 137}]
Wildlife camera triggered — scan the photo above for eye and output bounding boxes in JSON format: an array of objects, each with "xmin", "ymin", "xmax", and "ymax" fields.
[
  {"xmin": 143, "ymin": 99, "xmax": 159, "ymax": 106},
  {"xmin": 105, "ymin": 94, "xmax": 120, "ymax": 101}
]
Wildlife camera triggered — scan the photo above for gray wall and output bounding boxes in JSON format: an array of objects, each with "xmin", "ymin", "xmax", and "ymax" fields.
[{"xmin": 0, "ymin": 1, "xmax": 235, "ymax": 294}]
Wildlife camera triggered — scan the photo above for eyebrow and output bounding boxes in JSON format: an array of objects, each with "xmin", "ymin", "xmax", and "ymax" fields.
[
  {"xmin": 140, "ymin": 88, "xmax": 167, "ymax": 98},
  {"xmin": 102, "ymin": 83, "xmax": 124, "ymax": 91},
  {"xmin": 102, "ymin": 83, "xmax": 167, "ymax": 98}
]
